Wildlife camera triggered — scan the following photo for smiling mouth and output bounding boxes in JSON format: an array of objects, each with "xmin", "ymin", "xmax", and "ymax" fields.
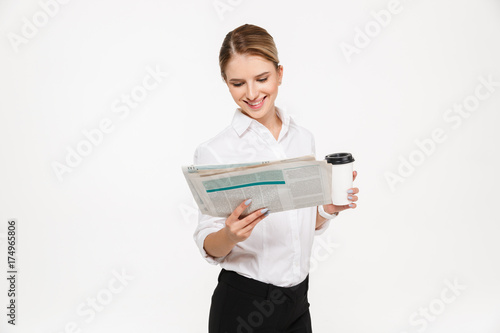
[{"xmin": 245, "ymin": 96, "xmax": 266, "ymax": 109}]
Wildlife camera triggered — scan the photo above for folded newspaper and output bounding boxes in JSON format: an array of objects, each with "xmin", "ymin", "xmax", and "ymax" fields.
[{"xmin": 182, "ymin": 154, "xmax": 333, "ymax": 218}]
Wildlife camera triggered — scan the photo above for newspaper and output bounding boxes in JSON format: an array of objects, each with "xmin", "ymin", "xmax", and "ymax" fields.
[{"xmin": 182, "ymin": 154, "xmax": 333, "ymax": 218}]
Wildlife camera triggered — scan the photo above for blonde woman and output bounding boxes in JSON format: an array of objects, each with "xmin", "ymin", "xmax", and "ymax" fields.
[{"xmin": 193, "ymin": 24, "xmax": 359, "ymax": 332}]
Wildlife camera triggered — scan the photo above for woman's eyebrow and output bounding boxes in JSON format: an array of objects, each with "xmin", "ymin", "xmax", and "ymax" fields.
[{"xmin": 229, "ymin": 71, "xmax": 270, "ymax": 82}]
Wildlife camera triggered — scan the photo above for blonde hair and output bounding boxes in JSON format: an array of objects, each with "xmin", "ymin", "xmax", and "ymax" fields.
[{"xmin": 219, "ymin": 24, "xmax": 280, "ymax": 82}]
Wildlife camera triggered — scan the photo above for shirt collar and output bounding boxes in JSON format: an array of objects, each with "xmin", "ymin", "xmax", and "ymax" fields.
[{"xmin": 231, "ymin": 106, "xmax": 294, "ymax": 138}]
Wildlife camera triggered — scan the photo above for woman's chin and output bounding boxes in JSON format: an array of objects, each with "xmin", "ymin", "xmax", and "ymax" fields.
[{"xmin": 241, "ymin": 103, "xmax": 274, "ymax": 119}]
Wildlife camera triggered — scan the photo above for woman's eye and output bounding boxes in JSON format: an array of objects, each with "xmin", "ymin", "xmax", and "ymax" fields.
[{"xmin": 232, "ymin": 78, "xmax": 267, "ymax": 87}]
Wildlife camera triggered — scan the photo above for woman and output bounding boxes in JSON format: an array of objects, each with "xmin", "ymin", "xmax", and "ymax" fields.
[{"xmin": 193, "ymin": 24, "xmax": 359, "ymax": 332}]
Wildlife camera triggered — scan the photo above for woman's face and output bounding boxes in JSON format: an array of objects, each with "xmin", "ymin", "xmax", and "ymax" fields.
[{"xmin": 224, "ymin": 54, "xmax": 283, "ymax": 121}]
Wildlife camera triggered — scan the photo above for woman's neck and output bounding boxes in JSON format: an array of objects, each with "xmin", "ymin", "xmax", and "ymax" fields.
[{"xmin": 256, "ymin": 106, "xmax": 282, "ymax": 141}]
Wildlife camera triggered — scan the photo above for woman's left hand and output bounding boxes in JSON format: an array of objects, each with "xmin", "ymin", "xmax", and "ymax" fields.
[{"xmin": 322, "ymin": 171, "xmax": 359, "ymax": 214}]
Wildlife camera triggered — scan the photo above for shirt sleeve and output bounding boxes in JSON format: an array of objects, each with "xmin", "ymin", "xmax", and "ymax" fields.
[
  {"xmin": 191, "ymin": 144, "xmax": 228, "ymax": 265},
  {"xmin": 193, "ymin": 210, "xmax": 228, "ymax": 265},
  {"xmin": 310, "ymin": 133, "xmax": 337, "ymax": 235},
  {"xmin": 314, "ymin": 206, "xmax": 336, "ymax": 236},
  {"xmin": 311, "ymin": 130, "xmax": 317, "ymax": 160}
]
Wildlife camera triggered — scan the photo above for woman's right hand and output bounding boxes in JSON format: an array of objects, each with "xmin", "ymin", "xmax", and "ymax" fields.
[{"xmin": 224, "ymin": 199, "xmax": 269, "ymax": 244}]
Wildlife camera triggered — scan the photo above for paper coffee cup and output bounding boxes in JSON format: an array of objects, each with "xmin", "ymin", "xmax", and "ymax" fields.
[{"xmin": 325, "ymin": 153, "xmax": 355, "ymax": 205}]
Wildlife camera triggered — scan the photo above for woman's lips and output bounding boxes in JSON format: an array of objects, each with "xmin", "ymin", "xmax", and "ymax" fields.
[{"xmin": 245, "ymin": 96, "xmax": 266, "ymax": 110}]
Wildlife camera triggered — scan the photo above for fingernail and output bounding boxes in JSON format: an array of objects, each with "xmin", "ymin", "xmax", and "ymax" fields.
[
  {"xmin": 260, "ymin": 208, "xmax": 269, "ymax": 214},
  {"xmin": 264, "ymin": 211, "xmax": 270, "ymax": 216},
  {"xmin": 347, "ymin": 190, "xmax": 353, "ymax": 194},
  {"xmin": 349, "ymin": 204, "xmax": 354, "ymax": 207},
  {"xmin": 348, "ymin": 196, "xmax": 353, "ymax": 200},
  {"xmin": 245, "ymin": 199, "xmax": 252, "ymax": 205}
]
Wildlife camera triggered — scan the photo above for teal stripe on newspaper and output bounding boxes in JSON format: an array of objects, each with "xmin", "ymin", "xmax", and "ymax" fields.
[{"xmin": 206, "ymin": 181, "xmax": 285, "ymax": 193}]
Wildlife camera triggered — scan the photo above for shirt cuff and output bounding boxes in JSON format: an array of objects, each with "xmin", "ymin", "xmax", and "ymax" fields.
[
  {"xmin": 315, "ymin": 220, "xmax": 331, "ymax": 235},
  {"xmin": 314, "ymin": 206, "xmax": 338, "ymax": 235},
  {"xmin": 195, "ymin": 227, "xmax": 228, "ymax": 265}
]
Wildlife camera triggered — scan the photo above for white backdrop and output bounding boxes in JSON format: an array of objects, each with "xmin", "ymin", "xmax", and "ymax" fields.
[{"xmin": 1, "ymin": 0, "xmax": 500, "ymax": 332}]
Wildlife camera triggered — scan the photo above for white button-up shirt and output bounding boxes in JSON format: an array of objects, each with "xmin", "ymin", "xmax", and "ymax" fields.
[{"xmin": 193, "ymin": 106, "xmax": 334, "ymax": 287}]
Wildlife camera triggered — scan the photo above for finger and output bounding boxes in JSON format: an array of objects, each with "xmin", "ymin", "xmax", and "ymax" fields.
[
  {"xmin": 347, "ymin": 187, "xmax": 359, "ymax": 195},
  {"xmin": 353, "ymin": 170, "xmax": 357, "ymax": 181},
  {"xmin": 324, "ymin": 203, "xmax": 336, "ymax": 212},
  {"xmin": 240, "ymin": 207, "xmax": 269, "ymax": 226},
  {"xmin": 228, "ymin": 199, "xmax": 253, "ymax": 222},
  {"xmin": 332, "ymin": 204, "xmax": 350, "ymax": 212},
  {"xmin": 348, "ymin": 203, "xmax": 357, "ymax": 209},
  {"xmin": 347, "ymin": 195, "xmax": 358, "ymax": 202},
  {"xmin": 242, "ymin": 210, "xmax": 269, "ymax": 231}
]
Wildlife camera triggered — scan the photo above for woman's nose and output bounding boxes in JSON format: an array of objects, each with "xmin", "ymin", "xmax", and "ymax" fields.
[{"xmin": 245, "ymin": 82, "xmax": 258, "ymax": 101}]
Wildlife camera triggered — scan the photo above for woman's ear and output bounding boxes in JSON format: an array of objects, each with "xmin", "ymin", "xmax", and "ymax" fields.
[{"xmin": 278, "ymin": 65, "xmax": 283, "ymax": 85}]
